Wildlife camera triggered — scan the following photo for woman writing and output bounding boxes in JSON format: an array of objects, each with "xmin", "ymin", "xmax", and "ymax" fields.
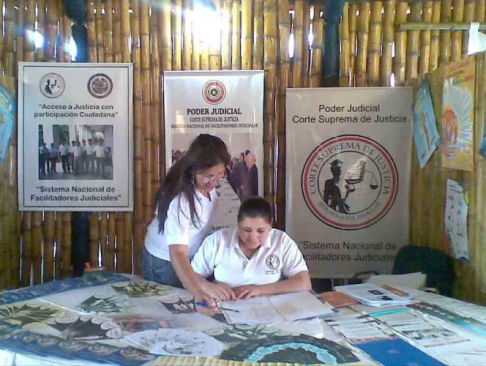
[
  {"xmin": 192, "ymin": 196, "xmax": 311, "ymax": 304},
  {"xmin": 142, "ymin": 134, "xmax": 236, "ymax": 303}
]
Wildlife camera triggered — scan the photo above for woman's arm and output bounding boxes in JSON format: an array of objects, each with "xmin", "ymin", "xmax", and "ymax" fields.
[
  {"xmin": 170, "ymin": 245, "xmax": 235, "ymax": 302},
  {"xmin": 233, "ymin": 271, "xmax": 312, "ymax": 300}
]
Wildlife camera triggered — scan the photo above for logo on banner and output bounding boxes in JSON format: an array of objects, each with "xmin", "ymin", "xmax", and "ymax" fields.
[
  {"xmin": 302, "ymin": 135, "xmax": 398, "ymax": 230},
  {"xmin": 88, "ymin": 73, "xmax": 113, "ymax": 98},
  {"xmin": 40, "ymin": 73, "xmax": 65, "ymax": 98},
  {"xmin": 202, "ymin": 80, "xmax": 226, "ymax": 104}
]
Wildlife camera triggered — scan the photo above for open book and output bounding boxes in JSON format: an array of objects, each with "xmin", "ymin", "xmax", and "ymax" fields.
[{"xmin": 219, "ymin": 291, "xmax": 335, "ymax": 325}]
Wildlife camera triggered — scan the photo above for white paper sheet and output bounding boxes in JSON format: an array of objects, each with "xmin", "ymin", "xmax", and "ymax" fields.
[
  {"xmin": 445, "ymin": 179, "xmax": 469, "ymax": 260},
  {"xmin": 220, "ymin": 291, "xmax": 334, "ymax": 325}
]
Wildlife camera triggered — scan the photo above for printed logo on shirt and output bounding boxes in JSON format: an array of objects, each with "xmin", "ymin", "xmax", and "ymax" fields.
[
  {"xmin": 265, "ymin": 254, "xmax": 280, "ymax": 271},
  {"xmin": 40, "ymin": 73, "xmax": 65, "ymax": 98},
  {"xmin": 87, "ymin": 73, "xmax": 113, "ymax": 99},
  {"xmin": 202, "ymin": 80, "xmax": 226, "ymax": 105}
]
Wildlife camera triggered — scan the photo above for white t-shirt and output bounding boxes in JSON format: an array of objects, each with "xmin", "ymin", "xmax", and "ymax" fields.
[
  {"xmin": 85, "ymin": 144, "xmax": 95, "ymax": 155},
  {"xmin": 94, "ymin": 145, "xmax": 106, "ymax": 158},
  {"xmin": 191, "ymin": 227, "xmax": 308, "ymax": 287},
  {"xmin": 144, "ymin": 189, "xmax": 219, "ymax": 261}
]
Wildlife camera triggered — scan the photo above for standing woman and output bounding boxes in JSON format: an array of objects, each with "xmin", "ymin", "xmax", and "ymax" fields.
[{"xmin": 143, "ymin": 134, "xmax": 235, "ymax": 303}]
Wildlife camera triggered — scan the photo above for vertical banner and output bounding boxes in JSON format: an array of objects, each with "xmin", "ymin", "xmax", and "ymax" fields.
[
  {"xmin": 18, "ymin": 63, "xmax": 133, "ymax": 211},
  {"xmin": 164, "ymin": 71, "xmax": 264, "ymax": 229},
  {"xmin": 286, "ymin": 88, "xmax": 413, "ymax": 278},
  {"xmin": 440, "ymin": 57, "xmax": 475, "ymax": 170}
]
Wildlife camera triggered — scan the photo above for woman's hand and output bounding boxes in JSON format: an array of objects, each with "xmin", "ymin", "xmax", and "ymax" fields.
[
  {"xmin": 201, "ymin": 281, "xmax": 236, "ymax": 302},
  {"xmin": 233, "ymin": 285, "xmax": 263, "ymax": 300},
  {"xmin": 194, "ymin": 290, "xmax": 218, "ymax": 316}
]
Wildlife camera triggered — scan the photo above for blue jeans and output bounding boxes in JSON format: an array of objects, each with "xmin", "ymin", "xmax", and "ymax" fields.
[{"xmin": 141, "ymin": 247, "xmax": 183, "ymax": 288}]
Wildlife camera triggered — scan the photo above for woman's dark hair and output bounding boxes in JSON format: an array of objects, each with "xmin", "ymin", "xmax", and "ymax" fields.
[
  {"xmin": 156, "ymin": 134, "xmax": 230, "ymax": 233},
  {"xmin": 237, "ymin": 197, "xmax": 272, "ymax": 224}
]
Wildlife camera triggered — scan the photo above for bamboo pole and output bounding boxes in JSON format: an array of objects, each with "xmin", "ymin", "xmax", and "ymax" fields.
[
  {"xmin": 241, "ymin": 0, "xmax": 251, "ymax": 69},
  {"xmin": 61, "ymin": 13, "xmax": 72, "ymax": 62},
  {"xmin": 349, "ymin": 2, "xmax": 358, "ymax": 86},
  {"xmin": 17, "ymin": 0, "xmax": 25, "ymax": 65},
  {"xmin": 310, "ymin": 4, "xmax": 324, "ymax": 87},
  {"xmin": 222, "ymin": 0, "xmax": 233, "ymax": 70},
  {"xmin": 182, "ymin": 0, "xmax": 192, "ymax": 70},
  {"xmin": 231, "ymin": 0, "xmax": 241, "ymax": 69},
  {"xmin": 356, "ymin": 0, "xmax": 370, "ymax": 87},
  {"xmin": 121, "ymin": 0, "xmax": 133, "ymax": 275},
  {"xmin": 209, "ymin": 1, "xmax": 222, "ymax": 71},
  {"xmin": 394, "ymin": 1, "xmax": 408, "ymax": 86},
  {"xmin": 381, "ymin": 0, "xmax": 396, "ymax": 86},
  {"xmin": 87, "ymin": 1, "xmax": 97, "ymax": 62},
  {"xmin": 430, "ymin": 1, "xmax": 442, "ymax": 71},
  {"xmin": 43, "ymin": 0, "xmax": 59, "ymax": 283},
  {"xmin": 60, "ymin": 212, "xmax": 71, "ymax": 277},
  {"xmin": 253, "ymin": 0, "xmax": 263, "ymax": 70},
  {"xmin": 21, "ymin": 213, "xmax": 32, "ymax": 286},
  {"xmin": 340, "ymin": 3, "xmax": 351, "ymax": 87},
  {"xmin": 420, "ymin": 1, "xmax": 433, "ymax": 75},
  {"xmin": 173, "ymin": 0, "xmax": 182, "ymax": 70},
  {"xmin": 95, "ymin": 0, "xmax": 105, "ymax": 62},
  {"xmin": 161, "ymin": 0, "xmax": 172, "ymax": 71},
  {"xmin": 406, "ymin": 2, "xmax": 422, "ymax": 82},
  {"xmin": 99, "ymin": 213, "xmax": 109, "ymax": 270},
  {"xmin": 107, "ymin": 213, "xmax": 116, "ymax": 271},
  {"xmin": 89, "ymin": 213, "xmax": 100, "ymax": 268},
  {"xmin": 367, "ymin": 1, "xmax": 382, "ymax": 86},
  {"xmin": 302, "ymin": 0, "xmax": 311, "ymax": 87},
  {"xmin": 0, "ymin": 1, "xmax": 4, "ymax": 74},
  {"xmin": 104, "ymin": 0, "xmax": 114, "ymax": 63},
  {"xmin": 116, "ymin": 212, "xmax": 125, "ymax": 271},
  {"xmin": 3, "ymin": 0, "xmax": 16, "ymax": 76},
  {"xmin": 462, "ymin": 0, "xmax": 475, "ymax": 56},
  {"xmin": 440, "ymin": 0, "xmax": 452, "ymax": 65},
  {"xmin": 36, "ymin": 0, "xmax": 46, "ymax": 61},
  {"xmin": 451, "ymin": 0, "xmax": 465, "ymax": 61},
  {"xmin": 131, "ymin": 0, "xmax": 142, "ymax": 274},
  {"xmin": 477, "ymin": 0, "xmax": 486, "ymax": 22},
  {"xmin": 54, "ymin": 212, "xmax": 62, "ymax": 278},
  {"xmin": 113, "ymin": 0, "xmax": 122, "ymax": 62},
  {"xmin": 141, "ymin": 0, "xmax": 153, "ymax": 226},
  {"xmin": 264, "ymin": 0, "xmax": 277, "ymax": 222},
  {"xmin": 292, "ymin": 0, "xmax": 304, "ymax": 88},
  {"xmin": 150, "ymin": 1, "xmax": 161, "ymax": 201}
]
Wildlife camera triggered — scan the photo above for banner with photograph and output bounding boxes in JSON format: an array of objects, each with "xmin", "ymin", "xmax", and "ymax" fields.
[
  {"xmin": 164, "ymin": 70, "xmax": 264, "ymax": 229},
  {"xmin": 440, "ymin": 57, "xmax": 475, "ymax": 171},
  {"xmin": 0, "ymin": 76, "xmax": 15, "ymax": 163},
  {"xmin": 286, "ymin": 88, "xmax": 413, "ymax": 278},
  {"xmin": 18, "ymin": 63, "xmax": 133, "ymax": 211}
]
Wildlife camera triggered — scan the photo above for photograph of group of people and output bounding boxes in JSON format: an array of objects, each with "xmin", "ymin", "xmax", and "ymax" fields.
[
  {"xmin": 38, "ymin": 124, "xmax": 114, "ymax": 180},
  {"xmin": 171, "ymin": 132, "xmax": 260, "ymax": 202}
]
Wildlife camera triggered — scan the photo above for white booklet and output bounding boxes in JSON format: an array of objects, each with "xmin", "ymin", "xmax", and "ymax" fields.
[
  {"xmin": 335, "ymin": 283, "xmax": 413, "ymax": 307},
  {"xmin": 220, "ymin": 291, "xmax": 334, "ymax": 325}
]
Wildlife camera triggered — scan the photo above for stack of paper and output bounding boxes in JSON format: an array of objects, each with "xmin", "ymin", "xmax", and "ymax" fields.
[
  {"xmin": 220, "ymin": 291, "xmax": 335, "ymax": 325},
  {"xmin": 124, "ymin": 328, "xmax": 224, "ymax": 358},
  {"xmin": 335, "ymin": 284, "xmax": 413, "ymax": 307}
]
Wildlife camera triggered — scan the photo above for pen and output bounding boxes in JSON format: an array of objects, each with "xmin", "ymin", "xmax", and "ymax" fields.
[{"xmin": 195, "ymin": 301, "xmax": 240, "ymax": 313}]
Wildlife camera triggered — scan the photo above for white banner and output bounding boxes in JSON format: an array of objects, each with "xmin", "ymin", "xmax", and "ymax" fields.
[
  {"xmin": 18, "ymin": 63, "xmax": 133, "ymax": 211},
  {"xmin": 286, "ymin": 87, "xmax": 412, "ymax": 278},
  {"xmin": 164, "ymin": 70, "xmax": 264, "ymax": 229}
]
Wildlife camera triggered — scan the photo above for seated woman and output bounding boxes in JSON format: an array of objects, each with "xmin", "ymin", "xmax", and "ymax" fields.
[{"xmin": 192, "ymin": 196, "xmax": 311, "ymax": 302}]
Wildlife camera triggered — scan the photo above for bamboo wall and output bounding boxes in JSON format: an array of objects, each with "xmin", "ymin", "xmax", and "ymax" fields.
[{"xmin": 0, "ymin": 0, "xmax": 486, "ymax": 306}]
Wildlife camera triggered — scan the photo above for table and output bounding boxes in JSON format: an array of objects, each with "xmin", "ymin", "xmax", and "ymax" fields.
[{"xmin": 0, "ymin": 272, "xmax": 485, "ymax": 366}]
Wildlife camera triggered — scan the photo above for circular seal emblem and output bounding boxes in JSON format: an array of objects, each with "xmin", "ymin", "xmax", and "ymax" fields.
[
  {"xmin": 265, "ymin": 254, "xmax": 281, "ymax": 271},
  {"xmin": 302, "ymin": 135, "xmax": 398, "ymax": 231},
  {"xmin": 87, "ymin": 73, "xmax": 113, "ymax": 98},
  {"xmin": 202, "ymin": 80, "xmax": 226, "ymax": 105},
  {"xmin": 39, "ymin": 73, "xmax": 65, "ymax": 98}
]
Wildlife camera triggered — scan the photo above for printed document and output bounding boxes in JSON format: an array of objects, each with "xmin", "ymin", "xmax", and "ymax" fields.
[{"xmin": 220, "ymin": 291, "xmax": 334, "ymax": 325}]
